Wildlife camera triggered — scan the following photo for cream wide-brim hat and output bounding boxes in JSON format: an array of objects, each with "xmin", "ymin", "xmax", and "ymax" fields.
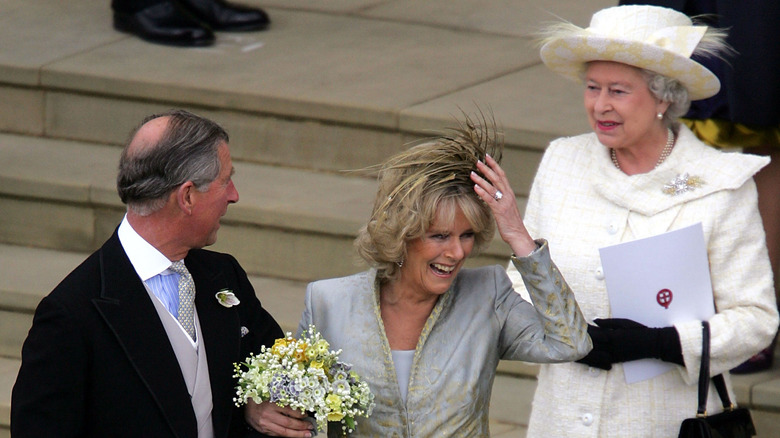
[{"xmin": 539, "ymin": 5, "xmax": 720, "ymax": 100}]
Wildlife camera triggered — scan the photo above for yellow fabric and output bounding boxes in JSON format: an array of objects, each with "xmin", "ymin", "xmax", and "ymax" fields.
[{"xmin": 682, "ymin": 118, "xmax": 780, "ymax": 149}]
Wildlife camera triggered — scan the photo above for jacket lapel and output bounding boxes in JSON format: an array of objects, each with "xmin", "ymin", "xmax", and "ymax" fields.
[
  {"xmin": 187, "ymin": 251, "xmax": 241, "ymax": 438},
  {"xmin": 92, "ymin": 232, "xmax": 197, "ymax": 438}
]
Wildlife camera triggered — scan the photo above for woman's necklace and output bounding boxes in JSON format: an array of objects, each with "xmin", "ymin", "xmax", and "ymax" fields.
[{"xmin": 611, "ymin": 128, "xmax": 675, "ymax": 171}]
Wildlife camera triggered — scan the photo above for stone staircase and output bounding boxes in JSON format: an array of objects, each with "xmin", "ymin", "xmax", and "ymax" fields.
[{"xmin": 2, "ymin": 1, "xmax": 779, "ymax": 437}]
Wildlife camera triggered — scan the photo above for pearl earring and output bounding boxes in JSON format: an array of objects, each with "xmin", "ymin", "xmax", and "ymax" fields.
[
  {"xmin": 657, "ymin": 112, "xmax": 664, "ymax": 120},
  {"xmin": 397, "ymin": 260, "xmax": 404, "ymax": 268}
]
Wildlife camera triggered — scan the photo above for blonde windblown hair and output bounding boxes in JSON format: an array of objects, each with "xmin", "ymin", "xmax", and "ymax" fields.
[{"xmin": 354, "ymin": 112, "xmax": 504, "ymax": 282}]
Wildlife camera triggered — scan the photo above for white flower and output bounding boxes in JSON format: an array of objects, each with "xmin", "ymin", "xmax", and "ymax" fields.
[
  {"xmin": 233, "ymin": 326, "xmax": 375, "ymax": 436},
  {"xmin": 216, "ymin": 289, "xmax": 240, "ymax": 307}
]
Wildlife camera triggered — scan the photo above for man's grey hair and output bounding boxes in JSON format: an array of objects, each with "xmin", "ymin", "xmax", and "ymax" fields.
[{"xmin": 117, "ymin": 109, "xmax": 229, "ymax": 216}]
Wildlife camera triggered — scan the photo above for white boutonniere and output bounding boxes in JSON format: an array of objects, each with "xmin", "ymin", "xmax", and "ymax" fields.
[{"xmin": 216, "ymin": 289, "xmax": 240, "ymax": 308}]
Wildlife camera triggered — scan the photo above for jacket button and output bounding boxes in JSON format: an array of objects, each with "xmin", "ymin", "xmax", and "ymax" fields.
[
  {"xmin": 588, "ymin": 367, "xmax": 600, "ymax": 377},
  {"xmin": 606, "ymin": 222, "xmax": 619, "ymax": 235},
  {"xmin": 594, "ymin": 267, "xmax": 605, "ymax": 280},
  {"xmin": 582, "ymin": 413, "xmax": 594, "ymax": 426}
]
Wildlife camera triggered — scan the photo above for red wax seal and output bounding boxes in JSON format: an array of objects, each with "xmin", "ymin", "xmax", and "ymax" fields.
[{"xmin": 656, "ymin": 289, "xmax": 673, "ymax": 309}]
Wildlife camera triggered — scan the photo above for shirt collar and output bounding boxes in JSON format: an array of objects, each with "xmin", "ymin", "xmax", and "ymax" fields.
[{"xmin": 118, "ymin": 214, "xmax": 176, "ymax": 281}]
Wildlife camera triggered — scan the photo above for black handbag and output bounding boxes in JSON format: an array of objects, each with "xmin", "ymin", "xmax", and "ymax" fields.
[{"xmin": 678, "ymin": 321, "xmax": 756, "ymax": 438}]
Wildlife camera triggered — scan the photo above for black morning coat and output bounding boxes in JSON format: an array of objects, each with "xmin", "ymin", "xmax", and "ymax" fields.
[{"xmin": 11, "ymin": 230, "xmax": 283, "ymax": 438}]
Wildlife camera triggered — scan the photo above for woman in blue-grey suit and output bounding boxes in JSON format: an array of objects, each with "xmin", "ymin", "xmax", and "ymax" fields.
[{"xmin": 297, "ymin": 115, "xmax": 593, "ymax": 437}]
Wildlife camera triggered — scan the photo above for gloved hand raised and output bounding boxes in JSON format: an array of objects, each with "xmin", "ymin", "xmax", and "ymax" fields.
[{"xmin": 576, "ymin": 318, "xmax": 683, "ymax": 370}]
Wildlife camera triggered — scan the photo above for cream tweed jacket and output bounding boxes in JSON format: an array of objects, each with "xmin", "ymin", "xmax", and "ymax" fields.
[{"xmin": 508, "ymin": 125, "xmax": 779, "ymax": 438}]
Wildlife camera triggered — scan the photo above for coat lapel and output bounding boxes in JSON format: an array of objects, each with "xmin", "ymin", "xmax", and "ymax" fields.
[
  {"xmin": 92, "ymin": 233, "xmax": 197, "ymax": 438},
  {"xmin": 187, "ymin": 251, "xmax": 242, "ymax": 438}
]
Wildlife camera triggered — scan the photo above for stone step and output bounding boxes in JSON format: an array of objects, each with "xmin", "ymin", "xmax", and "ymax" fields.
[
  {"xmin": 0, "ymin": 133, "xmax": 515, "ymax": 282},
  {"xmin": 0, "ymin": 0, "xmax": 601, "ymax": 205},
  {"xmin": 0, "ymin": 1, "xmax": 594, "ymax": 147},
  {"xmin": 0, "ymin": 245, "xmax": 87, "ymax": 359}
]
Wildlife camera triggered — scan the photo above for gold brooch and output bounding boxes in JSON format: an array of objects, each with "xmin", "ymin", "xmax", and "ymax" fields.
[{"xmin": 663, "ymin": 173, "xmax": 704, "ymax": 196}]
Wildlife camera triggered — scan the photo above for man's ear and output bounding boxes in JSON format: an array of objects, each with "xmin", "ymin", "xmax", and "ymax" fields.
[{"xmin": 176, "ymin": 181, "xmax": 196, "ymax": 214}]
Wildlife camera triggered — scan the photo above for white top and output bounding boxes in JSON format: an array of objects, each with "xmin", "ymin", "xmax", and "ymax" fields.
[{"xmin": 391, "ymin": 350, "xmax": 415, "ymax": 403}]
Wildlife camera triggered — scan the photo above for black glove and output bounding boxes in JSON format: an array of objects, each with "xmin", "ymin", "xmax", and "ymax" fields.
[{"xmin": 576, "ymin": 318, "xmax": 684, "ymax": 370}]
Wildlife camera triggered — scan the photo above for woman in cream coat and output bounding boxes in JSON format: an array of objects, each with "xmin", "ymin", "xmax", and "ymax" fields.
[
  {"xmin": 507, "ymin": 5, "xmax": 779, "ymax": 437},
  {"xmin": 298, "ymin": 116, "xmax": 591, "ymax": 437}
]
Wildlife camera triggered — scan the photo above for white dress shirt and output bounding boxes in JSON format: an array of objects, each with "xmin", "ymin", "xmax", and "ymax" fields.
[{"xmin": 117, "ymin": 215, "xmax": 198, "ymax": 346}]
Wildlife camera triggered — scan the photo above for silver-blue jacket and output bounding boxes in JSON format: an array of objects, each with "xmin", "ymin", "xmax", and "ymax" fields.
[{"xmin": 297, "ymin": 241, "xmax": 591, "ymax": 437}]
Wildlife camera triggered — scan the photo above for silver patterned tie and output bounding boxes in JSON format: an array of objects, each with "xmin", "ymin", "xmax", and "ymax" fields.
[{"xmin": 169, "ymin": 260, "xmax": 196, "ymax": 341}]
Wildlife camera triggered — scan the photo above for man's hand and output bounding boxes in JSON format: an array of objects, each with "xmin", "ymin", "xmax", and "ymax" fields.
[{"xmin": 244, "ymin": 400, "xmax": 315, "ymax": 437}]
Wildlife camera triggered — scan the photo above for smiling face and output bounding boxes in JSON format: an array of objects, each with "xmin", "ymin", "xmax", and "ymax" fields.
[
  {"xmin": 397, "ymin": 203, "xmax": 476, "ymax": 300},
  {"xmin": 584, "ymin": 61, "xmax": 669, "ymax": 151}
]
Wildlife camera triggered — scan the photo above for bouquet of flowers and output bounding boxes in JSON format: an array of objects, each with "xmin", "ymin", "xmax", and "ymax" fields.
[{"xmin": 234, "ymin": 325, "xmax": 375, "ymax": 436}]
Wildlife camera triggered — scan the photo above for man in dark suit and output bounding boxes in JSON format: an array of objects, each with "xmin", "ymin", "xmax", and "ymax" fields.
[
  {"xmin": 112, "ymin": 0, "xmax": 271, "ymax": 47},
  {"xmin": 11, "ymin": 109, "xmax": 314, "ymax": 437}
]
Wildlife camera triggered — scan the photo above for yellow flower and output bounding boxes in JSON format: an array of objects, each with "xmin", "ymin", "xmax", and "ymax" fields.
[
  {"xmin": 327, "ymin": 412, "xmax": 345, "ymax": 422},
  {"xmin": 310, "ymin": 360, "xmax": 324, "ymax": 369},
  {"xmin": 271, "ymin": 338, "xmax": 287, "ymax": 356},
  {"xmin": 315, "ymin": 340, "xmax": 329, "ymax": 354},
  {"xmin": 326, "ymin": 394, "xmax": 342, "ymax": 411}
]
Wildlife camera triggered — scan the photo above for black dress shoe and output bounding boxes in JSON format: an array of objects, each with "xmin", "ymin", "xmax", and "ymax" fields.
[
  {"xmin": 176, "ymin": 0, "xmax": 270, "ymax": 31},
  {"xmin": 114, "ymin": 2, "xmax": 215, "ymax": 47}
]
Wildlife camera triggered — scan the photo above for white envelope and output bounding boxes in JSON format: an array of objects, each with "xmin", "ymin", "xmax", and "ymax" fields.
[{"xmin": 599, "ymin": 222, "xmax": 715, "ymax": 383}]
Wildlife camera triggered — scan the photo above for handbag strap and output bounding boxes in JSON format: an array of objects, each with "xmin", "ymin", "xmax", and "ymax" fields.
[
  {"xmin": 697, "ymin": 321, "xmax": 735, "ymax": 416},
  {"xmin": 696, "ymin": 321, "xmax": 710, "ymax": 415},
  {"xmin": 713, "ymin": 374, "xmax": 732, "ymax": 410}
]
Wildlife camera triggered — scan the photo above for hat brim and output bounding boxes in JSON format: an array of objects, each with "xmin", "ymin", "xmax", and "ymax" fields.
[{"xmin": 540, "ymin": 35, "xmax": 720, "ymax": 100}]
